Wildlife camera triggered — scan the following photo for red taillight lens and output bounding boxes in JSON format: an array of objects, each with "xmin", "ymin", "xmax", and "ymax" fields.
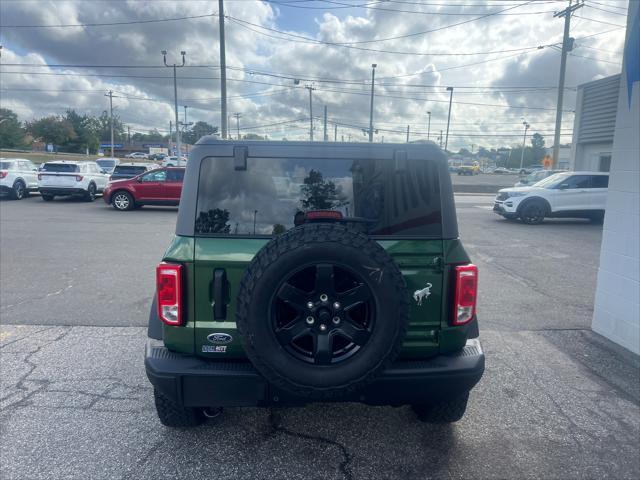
[
  {"xmin": 452, "ymin": 264, "xmax": 478, "ymax": 325},
  {"xmin": 75, "ymin": 175, "xmax": 83, "ymax": 181},
  {"xmin": 156, "ymin": 263, "xmax": 184, "ymax": 326},
  {"xmin": 37, "ymin": 174, "xmax": 42, "ymax": 180}
]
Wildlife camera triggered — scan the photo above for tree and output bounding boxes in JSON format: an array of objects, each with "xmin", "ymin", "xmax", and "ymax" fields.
[
  {"xmin": 272, "ymin": 224, "xmax": 286, "ymax": 235},
  {"xmin": 0, "ymin": 108, "xmax": 27, "ymax": 148},
  {"xmin": 242, "ymin": 133, "xmax": 266, "ymax": 140},
  {"xmin": 96, "ymin": 110, "xmax": 126, "ymax": 142},
  {"xmin": 64, "ymin": 109, "xmax": 99, "ymax": 153},
  {"xmin": 195, "ymin": 208, "xmax": 231, "ymax": 234},
  {"xmin": 183, "ymin": 121, "xmax": 217, "ymax": 144},
  {"xmin": 300, "ymin": 169, "xmax": 347, "ymax": 211},
  {"xmin": 27, "ymin": 116, "xmax": 76, "ymax": 147},
  {"xmin": 530, "ymin": 133, "xmax": 546, "ymax": 163}
]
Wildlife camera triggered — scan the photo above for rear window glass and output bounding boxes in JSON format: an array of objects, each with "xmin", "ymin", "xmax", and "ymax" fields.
[
  {"xmin": 195, "ymin": 156, "xmax": 442, "ymax": 237},
  {"xmin": 96, "ymin": 160, "xmax": 116, "ymax": 168},
  {"xmin": 0, "ymin": 161, "xmax": 16, "ymax": 170},
  {"xmin": 41, "ymin": 163, "xmax": 79, "ymax": 173},
  {"xmin": 113, "ymin": 166, "xmax": 147, "ymax": 175}
]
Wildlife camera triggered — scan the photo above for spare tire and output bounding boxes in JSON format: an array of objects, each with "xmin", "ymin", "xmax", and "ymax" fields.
[{"xmin": 236, "ymin": 223, "xmax": 409, "ymax": 399}]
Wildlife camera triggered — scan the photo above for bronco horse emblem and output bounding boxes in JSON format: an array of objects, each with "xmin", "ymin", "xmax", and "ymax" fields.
[{"xmin": 413, "ymin": 283, "xmax": 432, "ymax": 306}]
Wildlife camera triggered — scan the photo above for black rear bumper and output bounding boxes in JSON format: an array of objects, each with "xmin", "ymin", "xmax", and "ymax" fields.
[
  {"xmin": 39, "ymin": 187, "xmax": 87, "ymax": 196},
  {"xmin": 145, "ymin": 338, "xmax": 485, "ymax": 407}
]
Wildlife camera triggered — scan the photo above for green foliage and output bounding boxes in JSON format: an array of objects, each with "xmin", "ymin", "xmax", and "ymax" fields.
[
  {"xmin": 0, "ymin": 108, "xmax": 27, "ymax": 148},
  {"xmin": 64, "ymin": 110, "xmax": 100, "ymax": 153},
  {"xmin": 132, "ymin": 129, "xmax": 166, "ymax": 143},
  {"xmin": 242, "ymin": 133, "xmax": 266, "ymax": 140},
  {"xmin": 530, "ymin": 133, "xmax": 545, "ymax": 150},
  {"xmin": 27, "ymin": 116, "xmax": 77, "ymax": 146},
  {"xmin": 272, "ymin": 224, "xmax": 286, "ymax": 235},
  {"xmin": 183, "ymin": 121, "xmax": 217, "ymax": 144},
  {"xmin": 300, "ymin": 169, "xmax": 347, "ymax": 211},
  {"xmin": 96, "ymin": 110, "xmax": 126, "ymax": 142}
]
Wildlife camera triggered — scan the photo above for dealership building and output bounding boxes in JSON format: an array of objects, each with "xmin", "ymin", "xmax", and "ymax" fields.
[{"xmin": 584, "ymin": 2, "xmax": 639, "ymax": 354}]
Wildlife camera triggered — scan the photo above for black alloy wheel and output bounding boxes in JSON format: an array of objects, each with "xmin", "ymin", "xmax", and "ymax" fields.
[{"xmin": 271, "ymin": 263, "xmax": 375, "ymax": 365}]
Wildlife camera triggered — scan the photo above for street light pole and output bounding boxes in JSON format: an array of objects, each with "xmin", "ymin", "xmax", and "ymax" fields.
[
  {"xmin": 368, "ymin": 63, "xmax": 377, "ymax": 143},
  {"xmin": 427, "ymin": 111, "xmax": 431, "ymax": 141},
  {"xmin": 233, "ymin": 113, "xmax": 241, "ymax": 140},
  {"xmin": 162, "ymin": 50, "xmax": 186, "ymax": 166},
  {"xmin": 520, "ymin": 121, "xmax": 530, "ymax": 171},
  {"xmin": 444, "ymin": 87, "xmax": 454, "ymax": 152}
]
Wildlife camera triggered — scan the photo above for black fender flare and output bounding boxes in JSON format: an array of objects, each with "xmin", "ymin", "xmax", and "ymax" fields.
[{"xmin": 516, "ymin": 196, "xmax": 551, "ymax": 216}]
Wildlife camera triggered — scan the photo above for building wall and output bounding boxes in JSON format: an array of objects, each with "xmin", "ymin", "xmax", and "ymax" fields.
[
  {"xmin": 592, "ymin": 1, "xmax": 640, "ymax": 354},
  {"xmin": 571, "ymin": 74, "xmax": 620, "ymax": 170}
]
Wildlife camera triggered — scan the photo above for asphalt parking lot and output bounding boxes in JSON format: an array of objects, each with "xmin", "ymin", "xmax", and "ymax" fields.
[{"xmin": 1, "ymin": 194, "xmax": 639, "ymax": 479}]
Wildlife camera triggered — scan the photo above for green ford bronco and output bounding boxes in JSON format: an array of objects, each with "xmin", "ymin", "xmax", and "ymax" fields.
[{"xmin": 145, "ymin": 139, "xmax": 484, "ymax": 427}]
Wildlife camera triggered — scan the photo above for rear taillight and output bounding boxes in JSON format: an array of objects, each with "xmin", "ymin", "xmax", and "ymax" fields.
[
  {"xmin": 452, "ymin": 264, "xmax": 478, "ymax": 325},
  {"xmin": 75, "ymin": 175, "xmax": 83, "ymax": 181},
  {"xmin": 156, "ymin": 263, "xmax": 184, "ymax": 326},
  {"xmin": 37, "ymin": 174, "xmax": 42, "ymax": 180},
  {"xmin": 0, "ymin": 171, "xmax": 7, "ymax": 179}
]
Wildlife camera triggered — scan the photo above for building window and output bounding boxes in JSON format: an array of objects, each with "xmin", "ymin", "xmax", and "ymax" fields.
[{"xmin": 599, "ymin": 154, "xmax": 611, "ymax": 172}]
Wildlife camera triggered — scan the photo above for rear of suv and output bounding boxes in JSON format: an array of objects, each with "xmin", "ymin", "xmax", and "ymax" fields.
[
  {"xmin": 38, "ymin": 161, "xmax": 108, "ymax": 201},
  {"xmin": 0, "ymin": 158, "xmax": 39, "ymax": 200},
  {"xmin": 145, "ymin": 139, "xmax": 484, "ymax": 427}
]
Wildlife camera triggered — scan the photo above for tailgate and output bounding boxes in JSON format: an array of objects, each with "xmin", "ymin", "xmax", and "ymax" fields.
[
  {"xmin": 193, "ymin": 237, "xmax": 442, "ymax": 359},
  {"xmin": 39, "ymin": 172, "xmax": 78, "ymax": 188}
]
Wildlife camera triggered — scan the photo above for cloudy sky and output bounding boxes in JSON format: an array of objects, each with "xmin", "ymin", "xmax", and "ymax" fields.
[{"xmin": 0, "ymin": 0, "xmax": 630, "ymax": 149}]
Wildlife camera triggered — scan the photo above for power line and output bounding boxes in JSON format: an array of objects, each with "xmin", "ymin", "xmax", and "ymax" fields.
[
  {"xmin": 568, "ymin": 52, "xmax": 622, "ymax": 65},
  {"xmin": 573, "ymin": 15, "xmax": 626, "ymax": 28},
  {"xmin": 584, "ymin": 2, "xmax": 628, "ymax": 16}
]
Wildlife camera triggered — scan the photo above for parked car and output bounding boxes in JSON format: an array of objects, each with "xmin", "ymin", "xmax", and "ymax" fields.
[
  {"xmin": 161, "ymin": 156, "xmax": 188, "ymax": 167},
  {"xmin": 38, "ymin": 161, "xmax": 108, "ymax": 201},
  {"xmin": 126, "ymin": 152, "xmax": 148, "ymax": 159},
  {"xmin": 109, "ymin": 162, "xmax": 158, "ymax": 181},
  {"xmin": 457, "ymin": 164, "xmax": 479, "ymax": 176},
  {"xmin": 148, "ymin": 153, "xmax": 169, "ymax": 161},
  {"xmin": 492, "ymin": 167, "xmax": 510, "ymax": 174},
  {"xmin": 103, "ymin": 167, "xmax": 185, "ymax": 211},
  {"xmin": 519, "ymin": 164, "xmax": 544, "ymax": 175},
  {"xmin": 493, "ymin": 171, "xmax": 609, "ymax": 224},
  {"xmin": 514, "ymin": 169, "xmax": 566, "ymax": 187},
  {"xmin": 145, "ymin": 139, "xmax": 484, "ymax": 427},
  {"xmin": 95, "ymin": 157, "xmax": 119, "ymax": 174},
  {"xmin": 0, "ymin": 158, "xmax": 39, "ymax": 200}
]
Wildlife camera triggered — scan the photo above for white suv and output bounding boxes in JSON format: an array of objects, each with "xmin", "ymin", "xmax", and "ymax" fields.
[
  {"xmin": 0, "ymin": 158, "xmax": 39, "ymax": 200},
  {"xmin": 493, "ymin": 171, "xmax": 609, "ymax": 224},
  {"xmin": 38, "ymin": 161, "xmax": 108, "ymax": 202}
]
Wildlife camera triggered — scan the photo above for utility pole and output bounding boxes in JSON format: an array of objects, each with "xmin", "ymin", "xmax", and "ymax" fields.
[
  {"xmin": 323, "ymin": 106, "xmax": 328, "ymax": 141},
  {"xmin": 305, "ymin": 84, "xmax": 315, "ymax": 141},
  {"xmin": 162, "ymin": 50, "xmax": 186, "ymax": 166},
  {"xmin": 334, "ymin": 123, "xmax": 337, "ymax": 142},
  {"xmin": 444, "ymin": 86, "xmax": 454, "ymax": 152},
  {"xmin": 368, "ymin": 63, "xmax": 377, "ymax": 143},
  {"xmin": 552, "ymin": 0, "xmax": 582, "ymax": 167},
  {"xmin": 105, "ymin": 90, "xmax": 114, "ymax": 158},
  {"xmin": 183, "ymin": 105, "xmax": 188, "ymax": 130},
  {"xmin": 169, "ymin": 121, "xmax": 172, "ymax": 148},
  {"xmin": 427, "ymin": 111, "xmax": 431, "ymax": 141},
  {"xmin": 218, "ymin": 0, "xmax": 228, "ymax": 139},
  {"xmin": 439, "ymin": 130, "xmax": 443, "ymax": 149},
  {"xmin": 406, "ymin": 125, "xmax": 410, "ymax": 143},
  {"xmin": 233, "ymin": 113, "xmax": 241, "ymax": 140},
  {"xmin": 127, "ymin": 125, "xmax": 131, "ymax": 145},
  {"xmin": 520, "ymin": 121, "xmax": 530, "ymax": 170}
]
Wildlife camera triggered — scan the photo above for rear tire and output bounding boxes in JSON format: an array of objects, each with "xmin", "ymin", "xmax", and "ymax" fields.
[
  {"xmin": 11, "ymin": 180, "xmax": 25, "ymax": 200},
  {"xmin": 84, "ymin": 183, "xmax": 96, "ymax": 202},
  {"xmin": 412, "ymin": 393, "xmax": 469, "ymax": 423},
  {"xmin": 153, "ymin": 389, "xmax": 206, "ymax": 428},
  {"xmin": 41, "ymin": 194, "xmax": 54, "ymax": 202},
  {"xmin": 112, "ymin": 190, "xmax": 134, "ymax": 211}
]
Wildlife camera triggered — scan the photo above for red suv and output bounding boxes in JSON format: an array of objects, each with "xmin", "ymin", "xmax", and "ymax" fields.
[{"xmin": 103, "ymin": 167, "xmax": 185, "ymax": 211}]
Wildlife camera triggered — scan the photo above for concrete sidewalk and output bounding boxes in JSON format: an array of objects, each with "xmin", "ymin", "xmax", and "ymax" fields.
[{"xmin": 1, "ymin": 325, "xmax": 638, "ymax": 480}]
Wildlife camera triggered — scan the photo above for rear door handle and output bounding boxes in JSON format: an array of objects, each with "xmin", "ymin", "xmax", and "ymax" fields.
[{"xmin": 210, "ymin": 268, "xmax": 230, "ymax": 320}]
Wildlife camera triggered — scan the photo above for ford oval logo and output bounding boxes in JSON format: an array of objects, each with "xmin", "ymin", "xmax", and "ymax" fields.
[{"xmin": 207, "ymin": 333, "xmax": 233, "ymax": 345}]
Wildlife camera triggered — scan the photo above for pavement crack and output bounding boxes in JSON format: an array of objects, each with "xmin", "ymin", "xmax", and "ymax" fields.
[{"xmin": 268, "ymin": 409, "xmax": 354, "ymax": 480}]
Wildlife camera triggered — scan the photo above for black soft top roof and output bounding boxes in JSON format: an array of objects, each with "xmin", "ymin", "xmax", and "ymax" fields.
[{"xmin": 176, "ymin": 138, "xmax": 458, "ymax": 239}]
